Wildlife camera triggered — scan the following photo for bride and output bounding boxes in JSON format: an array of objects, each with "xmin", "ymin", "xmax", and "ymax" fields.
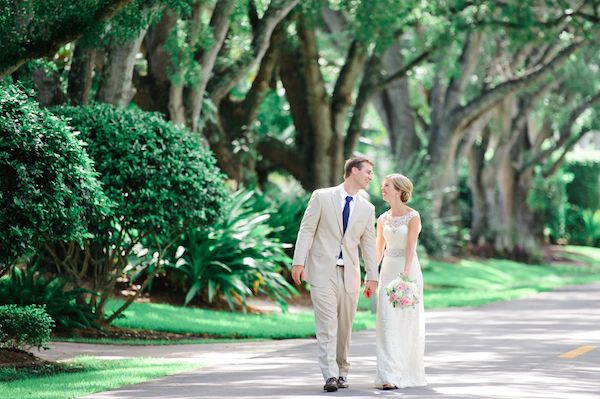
[{"xmin": 374, "ymin": 173, "xmax": 427, "ymax": 389}]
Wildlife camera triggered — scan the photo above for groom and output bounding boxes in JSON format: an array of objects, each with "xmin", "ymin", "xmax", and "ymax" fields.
[{"xmin": 292, "ymin": 156, "xmax": 378, "ymax": 392}]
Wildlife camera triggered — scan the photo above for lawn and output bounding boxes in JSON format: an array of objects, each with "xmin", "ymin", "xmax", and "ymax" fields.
[
  {"xmin": 95, "ymin": 246, "xmax": 600, "ymax": 340},
  {"xmin": 0, "ymin": 357, "xmax": 201, "ymax": 399},
  {"xmin": 106, "ymin": 299, "xmax": 376, "ymax": 339}
]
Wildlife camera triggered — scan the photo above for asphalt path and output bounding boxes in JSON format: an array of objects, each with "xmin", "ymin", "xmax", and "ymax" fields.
[{"xmin": 40, "ymin": 282, "xmax": 600, "ymax": 399}]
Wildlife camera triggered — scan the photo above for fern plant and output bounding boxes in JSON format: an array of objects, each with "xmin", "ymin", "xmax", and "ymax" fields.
[
  {"xmin": 0, "ymin": 263, "xmax": 97, "ymax": 330},
  {"xmin": 165, "ymin": 191, "xmax": 298, "ymax": 311}
]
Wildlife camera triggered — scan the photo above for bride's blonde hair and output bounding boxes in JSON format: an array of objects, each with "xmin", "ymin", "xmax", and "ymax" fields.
[{"xmin": 385, "ymin": 173, "xmax": 413, "ymax": 203}]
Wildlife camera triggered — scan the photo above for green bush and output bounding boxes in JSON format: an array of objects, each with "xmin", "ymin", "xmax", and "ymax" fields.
[
  {"xmin": 0, "ymin": 263, "xmax": 97, "ymax": 330},
  {"xmin": 565, "ymin": 206, "xmax": 600, "ymax": 247},
  {"xmin": 564, "ymin": 154, "xmax": 600, "ymax": 211},
  {"xmin": 0, "ymin": 304, "xmax": 54, "ymax": 350},
  {"xmin": 0, "ymin": 82, "xmax": 109, "ymax": 271},
  {"xmin": 528, "ymin": 167, "xmax": 572, "ymax": 243},
  {"xmin": 52, "ymin": 103, "xmax": 226, "ymax": 239},
  {"xmin": 165, "ymin": 190, "xmax": 298, "ymax": 310},
  {"xmin": 250, "ymin": 187, "xmax": 309, "ymax": 256},
  {"xmin": 45, "ymin": 103, "xmax": 228, "ymax": 322}
]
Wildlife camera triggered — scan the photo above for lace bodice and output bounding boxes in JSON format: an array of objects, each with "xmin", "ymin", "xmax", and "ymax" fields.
[{"xmin": 379, "ymin": 210, "xmax": 419, "ymax": 257}]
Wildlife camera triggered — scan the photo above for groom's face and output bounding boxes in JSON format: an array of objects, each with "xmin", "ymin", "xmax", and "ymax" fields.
[{"xmin": 353, "ymin": 162, "xmax": 373, "ymax": 189}]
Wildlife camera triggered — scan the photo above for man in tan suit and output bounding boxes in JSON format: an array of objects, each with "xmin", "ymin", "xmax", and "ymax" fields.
[{"xmin": 292, "ymin": 156, "xmax": 378, "ymax": 392}]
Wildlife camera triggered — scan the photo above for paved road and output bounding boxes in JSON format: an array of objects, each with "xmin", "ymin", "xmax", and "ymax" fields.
[{"xmin": 41, "ymin": 283, "xmax": 600, "ymax": 399}]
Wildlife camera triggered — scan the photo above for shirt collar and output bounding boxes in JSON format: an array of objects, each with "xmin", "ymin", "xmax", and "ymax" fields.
[{"xmin": 340, "ymin": 186, "xmax": 357, "ymax": 203}]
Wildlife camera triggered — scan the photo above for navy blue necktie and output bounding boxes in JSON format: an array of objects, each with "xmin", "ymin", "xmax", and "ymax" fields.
[
  {"xmin": 339, "ymin": 196, "xmax": 352, "ymax": 262},
  {"xmin": 342, "ymin": 196, "xmax": 352, "ymax": 234}
]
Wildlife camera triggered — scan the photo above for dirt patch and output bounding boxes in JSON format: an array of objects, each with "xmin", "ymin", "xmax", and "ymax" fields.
[
  {"xmin": 52, "ymin": 325, "xmax": 228, "ymax": 341},
  {"xmin": 0, "ymin": 348, "xmax": 54, "ymax": 368}
]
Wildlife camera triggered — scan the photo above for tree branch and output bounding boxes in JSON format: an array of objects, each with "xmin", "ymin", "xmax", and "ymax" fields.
[
  {"xmin": 372, "ymin": 45, "xmax": 438, "ymax": 93},
  {"xmin": 189, "ymin": 0, "xmax": 237, "ymax": 131},
  {"xmin": 207, "ymin": 0, "xmax": 299, "ymax": 104},
  {"xmin": 331, "ymin": 40, "xmax": 367, "ymax": 119},
  {"xmin": 257, "ymin": 136, "xmax": 306, "ymax": 182},
  {"xmin": 445, "ymin": 31, "xmax": 483, "ymax": 110},
  {"xmin": 522, "ymin": 90, "xmax": 600, "ymax": 173},
  {"xmin": 449, "ymin": 40, "xmax": 584, "ymax": 134},
  {"xmin": 240, "ymin": 25, "xmax": 284, "ymax": 125}
]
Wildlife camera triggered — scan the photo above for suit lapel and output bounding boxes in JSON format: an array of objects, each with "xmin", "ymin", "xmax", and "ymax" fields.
[{"xmin": 331, "ymin": 185, "xmax": 343, "ymax": 235}]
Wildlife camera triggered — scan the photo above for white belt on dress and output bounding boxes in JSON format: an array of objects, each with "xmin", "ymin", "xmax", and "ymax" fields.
[{"xmin": 384, "ymin": 248, "xmax": 405, "ymax": 257}]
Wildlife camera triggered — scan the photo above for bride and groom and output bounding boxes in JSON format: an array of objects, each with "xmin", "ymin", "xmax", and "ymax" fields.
[{"xmin": 291, "ymin": 156, "xmax": 426, "ymax": 392}]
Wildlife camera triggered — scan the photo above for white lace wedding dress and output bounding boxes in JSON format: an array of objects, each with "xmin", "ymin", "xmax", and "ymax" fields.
[{"xmin": 374, "ymin": 210, "xmax": 427, "ymax": 388}]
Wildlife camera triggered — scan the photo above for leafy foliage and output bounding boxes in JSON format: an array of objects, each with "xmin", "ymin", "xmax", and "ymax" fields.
[
  {"xmin": 166, "ymin": 190, "xmax": 298, "ymax": 310},
  {"xmin": 0, "ymin": 263, "xmax": 97, "ymax": 330},
  {"xmin": 46, "ymin": 103, "xmax": 227, "ymax": 322},
  {"xmin": 52, "ymin": 103, "xmax": 227, "ymax": 245},
  {"xmin": 0, "ymin": 82, "xmax": 109, "ymax": 270},
  {"xmin": 250, "ymin": 187, "xmax": 309, "ymax": 255},
  {"xmin": 565, "ymin": 154, "xmax": 600, "ymax": 211},
  {"xmin": 0, "ymin": 304, "xmax": 54, "ymax": 350},
  {"xmin": 528, "ymin": 167, "xmax": 571, "ymax": 243}
]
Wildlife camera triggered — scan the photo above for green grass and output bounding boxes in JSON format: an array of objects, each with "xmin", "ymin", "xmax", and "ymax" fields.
[
  {"xmin": 51, "ymin": 337, "xmax": 260, "ymax": 345},
  {"xmin": 107, "ymin": 299, "xmax": 376, "ymax": 339},
  {"xmin": 64, "ymin": 246, "xmax": 599, "ymax": 341},
  {"xmin": 0, "ymin": 356, "xmax": 201, "ymax": 399},
  {"xmin": 357, "ymin": 245, "xmax": 600, "ymax": 310}
]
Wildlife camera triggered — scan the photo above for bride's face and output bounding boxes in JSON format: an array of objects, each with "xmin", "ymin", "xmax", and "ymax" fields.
[{"xmin": 381, "ymin": 180, "xmax": 394, "ymax": 202}]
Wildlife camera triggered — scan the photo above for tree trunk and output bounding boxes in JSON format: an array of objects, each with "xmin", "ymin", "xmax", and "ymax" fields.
[
  {"xmin": 133, "ymin": 9, "xmax": 177, "ymax": 115},
  {"xmin": 371, "ymin": 41, "xmax": 419, "ymax": 161},
  {"xmin": 428, "ymin": 39, "xmax": 582, "ymax": 217},
  {"xmin": 67, "ymin": 43, "xmax": 96, "ymax": 105},
  {"xmin": 96, "ymin": 30, "xmax": 147, "ymax": 106}
]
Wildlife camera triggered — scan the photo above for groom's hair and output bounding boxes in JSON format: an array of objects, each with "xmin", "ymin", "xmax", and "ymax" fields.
[{"xmin": 344, "ymin": 156, "xmax": 373, "ymax": 178}]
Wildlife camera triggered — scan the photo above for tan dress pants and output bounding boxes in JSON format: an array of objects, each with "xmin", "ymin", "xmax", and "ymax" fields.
[{"xmin": 310, "ymin": 266, "xmax": 359, "ymax": 381}]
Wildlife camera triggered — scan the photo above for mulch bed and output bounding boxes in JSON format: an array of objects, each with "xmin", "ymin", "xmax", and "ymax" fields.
[
  {"xmin": 0, "ymin": 348, "xmax": 54, "ymax": 368},
  {"xmin": 53, "ymin": 326, "xmax": 224, "ymax": 341}
]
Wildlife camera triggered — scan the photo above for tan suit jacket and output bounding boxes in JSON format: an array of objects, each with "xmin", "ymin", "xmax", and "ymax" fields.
[{"xmin": 292, "ymin": 184, "xmax": 378, "ymax": 293}]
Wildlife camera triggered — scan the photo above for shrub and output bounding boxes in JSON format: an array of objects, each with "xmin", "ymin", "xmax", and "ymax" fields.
[
  {"xmin": 528, "ymin": 167, "xmax": 572, "ymax": 243},
  {"xmin": 565, "ymin": 206, "xmax": 600, "ymax": 247},
  {"xmin": 45, "ymin": 103, "xmax": 227, "ymax": 323},
  {"xmin": 564, "ymin": 153, "xmax": 600, "ymax": 211},
  {"xmin": 0, "ymin": 263, "xmax": 97, "ymax": 330},
  {"xmin": 165, "ymin": 190, "xmax": 298, "ymax": 310},
  {"xmin": 250, "ymin": 187, "xmax": 309, "ymax": 256},
  {"xmin": 0, "ymin": 304, "xmax": 54, "ymax": 351},
  {"xmin": 0, "ymin": 82, "xmax": 109, "ymax": 272}
]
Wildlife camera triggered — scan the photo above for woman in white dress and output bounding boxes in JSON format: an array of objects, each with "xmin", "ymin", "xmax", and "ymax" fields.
[{"xmin": 374, "ymin": 174, "xmax": 427, "ymax": 390}]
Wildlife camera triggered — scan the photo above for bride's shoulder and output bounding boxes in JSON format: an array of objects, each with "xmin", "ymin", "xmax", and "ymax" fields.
[
  {"xmin": 377, "ymin": 210, "xmax": 390, "ymax": 222},
  {"xmin": 407, "ymin": 207, "xmax": 420, "ymax": 216},
  {"xmin": 406, "ymin": 208, "xmax": 420, "ymax": 220}
]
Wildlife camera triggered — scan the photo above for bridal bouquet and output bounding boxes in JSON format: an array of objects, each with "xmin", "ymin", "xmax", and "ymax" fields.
[{"xmin": 385, "ymin": 274, "xmax": 420, "ymax": 309}]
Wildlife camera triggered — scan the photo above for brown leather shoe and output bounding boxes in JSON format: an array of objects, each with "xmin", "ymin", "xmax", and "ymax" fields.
[
  {"xmin": 337, "ymin": 376, "xmax": 349, "ymax": 388},
  {"xmin": 324, "ymin": 377, "xmax": 338, "ymax": 392}
]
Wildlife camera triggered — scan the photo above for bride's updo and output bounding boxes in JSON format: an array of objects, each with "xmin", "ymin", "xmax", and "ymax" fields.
[{"xmin": 386, "ymin": 173, "xmax": 413, "ymax": 203}]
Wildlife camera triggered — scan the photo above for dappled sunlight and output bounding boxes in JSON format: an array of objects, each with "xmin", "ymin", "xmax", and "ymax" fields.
[{"xmin": 36, "ymin": 283, "xmax": 600, "ymax": 398}]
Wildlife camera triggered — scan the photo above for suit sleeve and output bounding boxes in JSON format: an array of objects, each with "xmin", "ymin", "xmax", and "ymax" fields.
[
  {"xmin": 292, "ymin": 190, "xmax": 322, "ymax": 266},
  {"xmin": 360, "ymin": 205, "xmax": 378, "ymax": 282}
]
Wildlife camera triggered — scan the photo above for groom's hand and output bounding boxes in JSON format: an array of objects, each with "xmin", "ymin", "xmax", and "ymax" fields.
[
  {"xmin": 291, "ymin": 265, "xmax": 305, "ymax": 285},
  {"xmin": 363, "ymin": 280, "xmax": 378, "ymax": 298}
]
